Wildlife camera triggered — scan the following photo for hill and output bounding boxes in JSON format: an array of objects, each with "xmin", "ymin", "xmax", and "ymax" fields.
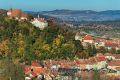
[
  {"xmin": 26, "ymin": 11, "xmax": 64, "ymax": 23},
  {"xmin": 0, "ymin": 14, "xmax": 78, "ymax": 63},
  {"xmin": 29, "ymin": 9, "xmax": 120, "ymax": 21}
]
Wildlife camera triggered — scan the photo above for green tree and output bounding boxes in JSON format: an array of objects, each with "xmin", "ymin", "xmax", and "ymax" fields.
[
  {"xmin": 59, "ymin": 44, "xmax": 74, "ymax": 59},
  {"xmin": 87, "ymin": 44, "xmax": 93, "ymax": 57},
  {"xmin": 74, "ymin": 40, "xmax": 83, "ymax": 54},
  {"xmin": 92, "ymin": 45, "xmax": 97, "ymax": 55},
  {"xmin": 0, "ymin": 59, "xmax": 24, "ymax": 80},
  {"xmin": 117, "ymin": 49, "xmax": 120, "ymax": 54}
]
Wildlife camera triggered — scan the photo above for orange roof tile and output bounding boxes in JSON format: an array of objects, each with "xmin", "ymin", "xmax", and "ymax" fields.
[
  {"xmin": 24, "ymin": 65, "xmax": 31, "ymax": 73},
  {"xmin": 31, "ymin": 60, "xmax": 41, "ymax": 67},
  {"xmin": 95, "ymin": 56, "xmax": 106, "ymax": 62},
  {"xmin": 9, "ymin": 9, "xmax": 21, "ymax": 17},
  {"xmin": 108, "ymin": 60, "xmax": 120, "ymax": 66},
  {"xmin": 83, "ymin": 35, "xmax": 93, "ymax": 40},
  {"xmin": 21, "ymin": 12, "xmax": 27, "ymax": 17}
]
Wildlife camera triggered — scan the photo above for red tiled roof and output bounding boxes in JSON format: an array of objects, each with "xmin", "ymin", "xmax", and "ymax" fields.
[
  {"xmin": 83, "ymin": 35, "xmax": 93, "ymax": 40},
  {"xmin": 24, "ymin": 65, "xmax": 31, "ymax": 73},
  {"xmin": 105, "ymin": 43, "xmax": 118, "ymax": 47},
  {"xmin": 21, "ymin": 12, "xmax": 27, "ymax": 17},
  {"xmin": 95, "ymin": 56, "xmax": 106, "ymax": 62},
  {"xmin": 8, "ymin": 9, "xmax": 21, "ymax": 17},
  {"xmin": 41, "ymin": 68, "xmax": 47, "ymax": 75},
  {"xmin": 31, "ymin": 18, "xmax": 46, "ymax": 23},
  {"xmin": 108, "ymin": 60, "xmax": 120, "ymax": 66},
  {"xmin": 38, "ymin": 18, "xmax": 45, "ymax": 22},
  {"xmin": 33, "ymin": 67, "xmax": 41, "ymax": 74},
  {"xmin": 112, "ymin": 54, "xmax": 120, "ymax": 59},
  {"xmin": 61, "ymin": 64, "xmax": 70, "ymax": 68},
  {"xmin": 89, "ymin": 57, "xmax": 97, "ymax": 64},
  {"xmin": 31, "ymin": 60, "xmax": 41, "ymax": 67},
  {"xmin": 75, "ymin": 59, "xmax": 91, "ymax": 64}
]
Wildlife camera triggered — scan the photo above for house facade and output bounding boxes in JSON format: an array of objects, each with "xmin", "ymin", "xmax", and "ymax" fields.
[{"xmin": 30, "ymin": 15, "xmax": 48, "ymax": 30}]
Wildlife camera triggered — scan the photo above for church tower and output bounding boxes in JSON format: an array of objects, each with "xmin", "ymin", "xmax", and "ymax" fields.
[{"xmin": 7, "ymin": 5, "xmax": 12, "ymax": 16}]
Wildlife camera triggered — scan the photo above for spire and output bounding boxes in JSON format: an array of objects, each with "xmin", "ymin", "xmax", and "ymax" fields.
[
  {"xmin": 10, "ymin": 5, "xmax": 12, "ymax": 12},
  {"xmin": 38, "ymin": 14, "xmax": 39, "ymax": 19}
]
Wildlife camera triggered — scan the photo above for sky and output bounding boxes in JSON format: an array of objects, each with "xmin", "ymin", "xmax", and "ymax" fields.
[{"xmin": 0, "ymin": 0, "xmax": 120, "ymax": 11}]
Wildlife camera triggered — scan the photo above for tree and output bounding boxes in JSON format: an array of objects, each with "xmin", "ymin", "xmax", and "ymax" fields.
[
  {"xmin": 92, "ymin": 45, "xmax": 97, "ymax": 55},
  {"xmin": 87, "ymin": 44, "xmax": 93, "ymax": 57},
  {"xmin": 47, "ymin": 18, "xmax": 55, "ymax": 26},
  {"xmin": 109, "ymin": 48, "xmax": 116, "ymax": 54},
  {"xmin": 0, "ymin": 58, "xmax": 24, "ymax": 80},
  {"xmin": 74, "ymin": 40, "xmax": 83, "ymax": 54},
  {"xmin": 117, "ymin": 49, "xmax": 120, "ymax": 54},
  {"xmin": 97, "ymin": 46, "xmax": 106, "ymax": 54},
  {"xmin": 59, "ymin": 44, "xmax": 74, "ymax": 59},
  {"xmin": 92, "ymin": 70, "xmax": 100, "ymax": 80}
]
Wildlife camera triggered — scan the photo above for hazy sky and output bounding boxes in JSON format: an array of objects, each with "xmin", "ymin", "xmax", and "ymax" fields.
[{"xmin": 0, "ymin": 0, "xmax": 120, "ymax": 11}]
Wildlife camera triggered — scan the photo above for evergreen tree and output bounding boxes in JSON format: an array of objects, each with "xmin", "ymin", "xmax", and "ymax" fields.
[
  {"xmin": 87, "ymin": 44, "xmax": 93, "ymax": 57},
  {"xmin": 92, "ymin": 45, "xmax": 97, "ymax": 55},
  {"xmin": 74, "ymin": 40, "xmax": 83, "ymax": 54}
]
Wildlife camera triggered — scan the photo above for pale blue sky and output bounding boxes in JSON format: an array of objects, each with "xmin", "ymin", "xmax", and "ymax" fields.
[{"xmin": 0, "ymin": 0, "xmax": 120, "ymax": 11}]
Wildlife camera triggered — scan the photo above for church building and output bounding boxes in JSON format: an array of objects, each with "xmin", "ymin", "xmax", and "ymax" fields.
[{"xmin": 7, "ymin": 7, "xmax": 27, "ymax": 20}]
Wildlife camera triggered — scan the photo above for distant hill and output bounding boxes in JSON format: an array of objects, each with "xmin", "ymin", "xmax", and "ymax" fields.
[
  {"xmin": 26, "ymin": 9, "xmax": 120, "ymax": 21},
  {"xmin": 25, "ymin": 11, "xmax": 64, "ymax": 23}
]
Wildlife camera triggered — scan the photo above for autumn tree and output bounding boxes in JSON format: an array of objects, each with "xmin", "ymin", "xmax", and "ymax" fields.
[
  {"xmin": 97, "ymin": 46, "xmax": 106, "ymax": 54},
  {"xmin": 109, "ymin": 48, "xmax": 116, "ymax": 54},
  {"xmin": 47, "ymin": 18, "xmax": 55, "ymax": 26},
  {"xmin": 0, "ymin": 58, "xmax": 24, "ymax": 80}
]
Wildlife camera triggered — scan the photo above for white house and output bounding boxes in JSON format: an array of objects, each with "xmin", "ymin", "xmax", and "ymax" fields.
[{"xmin": 31, "ymin": 15, "xmax": 48, "ymax": 30}]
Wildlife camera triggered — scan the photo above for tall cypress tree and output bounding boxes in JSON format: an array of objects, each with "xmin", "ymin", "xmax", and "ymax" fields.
[{"xmin": 74, "ymin": 40, "xmax": 83, "ymax": 54}]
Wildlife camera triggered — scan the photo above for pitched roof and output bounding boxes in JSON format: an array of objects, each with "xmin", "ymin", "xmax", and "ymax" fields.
[
  {"xmin": 89, "ymin": 57, "xmax": 97, "ymax": 64},
  {"xmin": 108, "ymin": 60, "xmax": 120, "ymax": 66},
  {"xmin": 83, "ymin": 35, "xmax": 93, "ymax": 40},
  {"xmin": 24, "ymin": 65, "xmax": 31, "ymax": 73},
  {"xmin": 31, "ymin": 18, "xmax": 46, "ymax": 23},
  {"xmin": 95, "ymin": 56, "xmax": 106, "ymax": 62},
  {"xmin": 21, "ymin": 12, "xmax": 27, "ymax": 17},
  {"xmin": 31, "ymin": 60, "xmax": 41, "ymax": 67},
  {"xmin": 8, "ymin": 9, "xmax": 21, "ymax": 17},
  {"xmin": 112, "ymin": 54, "xmax": 120, "ymax": 59}
]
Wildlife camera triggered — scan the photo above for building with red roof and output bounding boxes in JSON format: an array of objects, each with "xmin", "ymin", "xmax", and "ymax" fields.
[
  {"xmin": 30, "ymin": 15, "xmax": 48, "ymax": 30},
  {"xmin": 7, "ymin": 7, "xmax": 27, "ymax": 20},
  {"xmin": 83, "ymin": 35, "xmax": 93, "ymax": 43}
]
